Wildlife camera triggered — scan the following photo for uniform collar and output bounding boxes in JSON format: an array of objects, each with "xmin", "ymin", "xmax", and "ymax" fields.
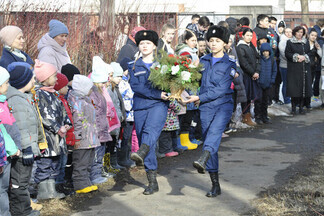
[{"xmin": 202, "ymin": 52, "xmax": 229, "ymax": 63}]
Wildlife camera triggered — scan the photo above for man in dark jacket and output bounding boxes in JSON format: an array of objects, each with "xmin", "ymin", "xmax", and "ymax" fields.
[{"xmin": 117, "ymin": 26, "xmax": 146, "ymax": 63}]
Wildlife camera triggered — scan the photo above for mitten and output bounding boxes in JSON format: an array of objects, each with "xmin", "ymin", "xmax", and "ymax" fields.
[{"xmin": 22, "ymin": 146, "xmax": 34, "ymax": 165}]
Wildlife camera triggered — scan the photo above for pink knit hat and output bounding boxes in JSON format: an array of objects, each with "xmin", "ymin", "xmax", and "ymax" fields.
[
  {"xmin": 34, "ymin": 59, "xmax": 58, "ymax": 82},
  {"xmin": 0, "ymin": 25, "xmax": 23, "ymax": 46}
]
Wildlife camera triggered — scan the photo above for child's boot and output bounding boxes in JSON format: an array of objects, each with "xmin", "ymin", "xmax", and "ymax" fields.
[
  {"xmin": 30, "ymin": 199, "xmax": 43, "ymax": 211},
  {"xmin": 179, "ymin": 132, "xmax": 198, "ymax": 150}
]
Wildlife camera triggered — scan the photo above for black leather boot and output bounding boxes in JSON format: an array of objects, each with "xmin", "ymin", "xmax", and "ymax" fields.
[
  {"xmin": 130, "ymin": 144, "xmax": 150, "ymax": 166},
  {"xmin": 206, "ymin": 172, "xmax": 221, "ymax": 197},
  {"xmin": 143, "ymin": 170, "xmax": 159, "ymax": 195},
  {"xmin": 193, "ymin": 150, "xmax": 210, "ymax": 174}
]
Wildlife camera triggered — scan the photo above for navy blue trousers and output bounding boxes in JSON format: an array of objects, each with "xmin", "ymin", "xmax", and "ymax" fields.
[
  {"xmin": 200, "ymin": 102, "xmax": 233, "ymax": 173},
  {"xmin": 134, "ymin": 104, "xmax": 168, "ymax": 171}
]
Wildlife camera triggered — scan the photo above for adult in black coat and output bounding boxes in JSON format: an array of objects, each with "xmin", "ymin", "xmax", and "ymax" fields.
[
  {"xmin": 236, "ymin": 28, "xmax": 261, "ymax": 126},
  {"xmin": 117, "ymin": 26, "xmax": 145, "ymax": 63},
  {"xmin": 285, "ymin": 26, "xmax": 311, "ymax": 114}
]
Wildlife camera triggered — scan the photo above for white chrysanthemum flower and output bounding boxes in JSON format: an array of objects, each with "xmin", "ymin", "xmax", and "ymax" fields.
[
  {"xmin": 181, "ymin": 71, "xmax": 191, "ymax": 81},
  {"xmin": 161, "ymin": 65, "xmax": 168, "ymax": 74},
  {"xmin": 171, "ymin": 65, "xmax": 180, "ymax": 75}
]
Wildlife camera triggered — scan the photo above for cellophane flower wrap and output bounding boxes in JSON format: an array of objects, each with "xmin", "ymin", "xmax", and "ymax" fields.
[{"xmin": 148, "ymin": 51, "xmax": 202, "ymax": 99}]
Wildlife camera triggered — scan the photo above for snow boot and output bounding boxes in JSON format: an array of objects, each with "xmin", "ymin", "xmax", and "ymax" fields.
[{"xmin": 242, "ymin": 113, "xmax": 257, "ymax": 126}]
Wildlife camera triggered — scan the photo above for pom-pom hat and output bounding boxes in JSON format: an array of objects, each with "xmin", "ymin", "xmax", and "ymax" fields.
[{"xmin": 7, "ymin": 62, "xmax": 34, "ymax": 89}]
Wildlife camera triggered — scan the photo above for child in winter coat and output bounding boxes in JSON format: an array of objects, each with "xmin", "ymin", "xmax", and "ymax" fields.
[
  {"xmin": 255, "ymin": 43, "xmax": 277, "ymax": 124},
  {"xmin": 118, "ymin": 57, "xmax": 136, "ymax": 168},
  {"xmin": 158, "ymin": 100, "xmax": 180, "ymax": 157},
  {"xmin": 6, "ymin": 62, "xmax": 44, "ymax": 216},
  {"xmin": 34, "ymin": 60, "xmax": 71, "ymax": 199},
  {"xmin": 53, "ymin": 73, "xmax": 75, "ymax": 194},
  {"xmin": 90, "ymin": 56, "xmax": 113, "ymax": 184},
  {"xmin": 107, "ymin": 62, "xmax": 126, "ymax": 171},
  {"xmin": 68, "ymin": 75, "xmax": 100, "ymax": 193},
  {"xmin": 0, "ymin": 66, "xmax": 21, "ymax": 216}
]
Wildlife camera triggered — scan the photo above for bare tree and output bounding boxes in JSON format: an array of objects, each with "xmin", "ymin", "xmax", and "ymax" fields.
[
  {"xmin": 300, "ymin": 0, "xmax": 309, "ymax": 25},
  {"xmin": 99, "ymin": 0, "xmax": 115, "ymax": 34}
]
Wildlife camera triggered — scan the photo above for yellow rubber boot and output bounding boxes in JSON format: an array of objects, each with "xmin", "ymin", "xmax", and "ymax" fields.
[
  {"xmin": 90, "ymin": 185, "xmax": 98, "ymax": 191},
  {"xmin": 76, "ymin": 186, "xmax": 93, "ymax": 194},
  {"xmin": 180, "ymin": 132, "xmax": 198, "ymax": 150},
  {"xmin": 30, "ymin": 199, "xmax": 42, "ymax": 211}
]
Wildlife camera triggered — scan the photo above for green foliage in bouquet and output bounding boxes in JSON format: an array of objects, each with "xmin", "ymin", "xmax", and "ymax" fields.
[{"xmin": 148, "ymin": 50, "xmax": 202, "ymax": 95}]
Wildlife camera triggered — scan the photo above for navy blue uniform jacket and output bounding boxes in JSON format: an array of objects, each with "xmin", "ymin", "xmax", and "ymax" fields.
[
  {"xmin": 128, "ymin": 58, "xmax": 169, "ymax": 111},
  {"xmin": 199, "ymin": 53, "xmax": 236, "ymax": 109}
]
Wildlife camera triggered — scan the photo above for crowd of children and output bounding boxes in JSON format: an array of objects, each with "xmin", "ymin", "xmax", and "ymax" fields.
[{"xmin": 0, "ymin": 14, "xmax": 324, "ymax": 215}]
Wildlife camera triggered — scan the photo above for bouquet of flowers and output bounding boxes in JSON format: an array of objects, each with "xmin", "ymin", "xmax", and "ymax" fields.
[{"xmin": 148, "ymin": 51, "xmax": 202, "ymax": 101}]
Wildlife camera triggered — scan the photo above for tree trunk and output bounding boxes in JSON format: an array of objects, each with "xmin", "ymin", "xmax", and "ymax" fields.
[
  {"xmin": 300, "ymin": 0, "xmax": 309, "ymax": 26},
  {"xmin": 99, "ymin": 0, "xmax": 115, "ymax": 35}
]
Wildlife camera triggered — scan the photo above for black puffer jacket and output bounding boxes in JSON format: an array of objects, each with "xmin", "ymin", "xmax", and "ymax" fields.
[{"xmin": 236, "ymin": 40, "xmax": 260, "ymax": 77}]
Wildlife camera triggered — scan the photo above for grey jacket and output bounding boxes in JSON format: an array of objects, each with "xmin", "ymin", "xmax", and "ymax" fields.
[
  {"xmin": 6, "ymin": 86, "xmax": 43, "ymax": 156},
  {"xmin": 279, "ymin": 34, "xmax": 290, "ymax": 68}
]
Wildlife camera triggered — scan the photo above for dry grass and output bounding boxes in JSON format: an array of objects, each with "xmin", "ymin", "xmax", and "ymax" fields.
[
  {"xmin": 250, "ymin": 154, "xmax": 324, "ymax": 216},
  {"xmin": 38, "ymin": 167, "xmax": 146, "ymax": 216}
]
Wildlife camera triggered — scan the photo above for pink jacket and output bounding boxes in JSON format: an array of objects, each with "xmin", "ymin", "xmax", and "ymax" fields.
[
  {"xmin": 0, "ymin": 100, "xmax": 15, "ymax": 125},
  {"xmin": 102, "ymin": 86, "xmax": 121, "ymax": 132}
]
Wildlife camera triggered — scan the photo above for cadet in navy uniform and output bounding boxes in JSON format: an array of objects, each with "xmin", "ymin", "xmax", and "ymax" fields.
[
  {"xmin": 186, "ymin": 25, "xmax": 238, "ymax": 197},
  {"xmin": 128, "ymin": 30, "xmax": 169, "ymax": 195}
]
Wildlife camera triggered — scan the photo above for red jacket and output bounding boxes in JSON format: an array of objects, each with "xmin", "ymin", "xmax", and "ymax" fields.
[{"xmin": 58, "ymin": 95, "xmax": 75, "ymax": 146}]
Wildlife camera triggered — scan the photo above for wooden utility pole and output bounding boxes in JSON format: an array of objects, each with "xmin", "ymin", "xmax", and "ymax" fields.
[
  {"xmin": 99, "ymin": 0, "xmax": 115, "ymax": 34},
  {"xmin": 300, "ymin": 0, "xmax": 309, "ymax": 26}
]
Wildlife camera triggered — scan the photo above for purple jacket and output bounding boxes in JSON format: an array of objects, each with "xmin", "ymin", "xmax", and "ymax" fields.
[
  {"xmin": 67, "ymin": 89, "xmax": 100, "ymax": 149},
  {"xmin": 89, "ymin": 86, "xmax": 112, "ymax": 143}
]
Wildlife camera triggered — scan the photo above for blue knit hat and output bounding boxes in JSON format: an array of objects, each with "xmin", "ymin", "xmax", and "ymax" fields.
[
  {"xmin": 7, "ymin": 62, "xmax": 34, "ymax": 89},
  {"xmin": 49, "ymin": 19, "xmax": 69, "ymax": 38}
]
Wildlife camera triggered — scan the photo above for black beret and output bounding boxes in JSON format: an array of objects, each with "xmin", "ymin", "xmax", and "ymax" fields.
[
  {"xmin": 135, "ymin": 30, "xmax": 159, "ymax": 46},
  {"xmin": 206, "ymin": 25, "xmax": 230, "ymax": 44}
]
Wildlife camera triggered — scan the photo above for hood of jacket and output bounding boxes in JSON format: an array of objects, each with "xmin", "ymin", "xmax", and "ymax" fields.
[
  {"xmin": 260, "ymin": 43, "xmax": 272, "ymax": 56},
  {"xmin": 6, "ymin": 85, "xmax": 26, "ymax": 100},
  {"xmin": 275, "ymin": 20, "xmax": 286, "ymax": 35},
  {"xmin": 37, "ymin": 33, "xmax": 69, "ymax": 57},
  {"xmin": 237, "ymin": 40, "xmax": 250, "ymax": 46}
]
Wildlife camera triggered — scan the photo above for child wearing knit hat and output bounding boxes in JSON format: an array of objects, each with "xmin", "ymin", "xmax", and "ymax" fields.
[
  {"xmin": 0, "ymin": 66, "xmax": 21, "ymax": 216},
  {"xmin": 67, "ymin": 75, "xmax": 100, "ymax": 193},
  {"xmin": 106, "ymin": 62, "xmax": 126, "ymax": 171},
  {"xmin": 53, "ymin": 73, "xmax": 75, "ymax": 195},
  {"xmin": 89, "ymin": 56, "xmax": 113, "ymax": 184},
  {"xmin": 33, "ymin": 59, "xmax": 72, "ymax": 199},
  {"xmin": 6, "ymin": 62, "xmax": 44, "ymax": 216}
]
